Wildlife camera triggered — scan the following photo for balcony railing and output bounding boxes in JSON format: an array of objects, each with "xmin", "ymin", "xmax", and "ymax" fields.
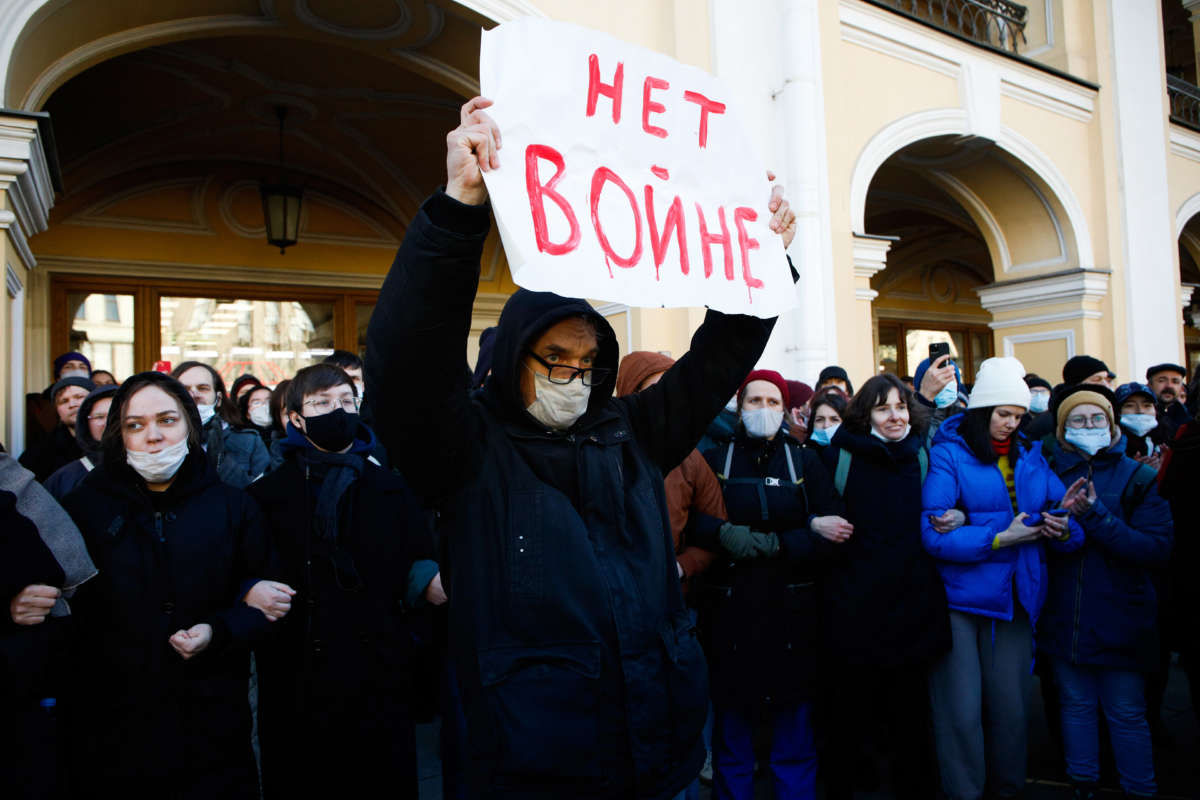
[
  {"xmin": 1169, "ymin": 74, "xmax": 1200, "ymax": 131},
  {"xmin": 876, "ymin": 0, "xmax": 1028, "ymax": 54}
]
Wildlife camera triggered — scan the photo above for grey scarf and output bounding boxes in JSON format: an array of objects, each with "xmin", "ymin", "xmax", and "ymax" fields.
[{"xmin": 0, "ymin": 453, "xmax": 97, "ymax": 614}]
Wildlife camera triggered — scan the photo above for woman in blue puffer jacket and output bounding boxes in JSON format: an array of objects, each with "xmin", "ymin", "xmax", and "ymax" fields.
[
  {"xmin": 1040, "ymin": 384, "xmax": 1172, "ymax": 800},
  {"xmin": 921, "ymin": 357, "xmax": 1085, "ymax": 800}
]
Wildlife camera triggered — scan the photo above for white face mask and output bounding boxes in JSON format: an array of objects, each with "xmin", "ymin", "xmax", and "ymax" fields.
[
  {"xmin": 742, "ymin": 407, "xmax": 784, "ymax": 438},
  {"xmin": 1120, "ymin": 413, "xmax": 1158, "ymax": 438},
  {"xmin": 934, "ymin": 380, "xmax": 959, "ymax": 409},
  {"xmin": 525, "ymin": 368, "xmax": 591, "ymax": 431},
  {"xmin": 1029, "ymin": 392, "xmax": 1050, "ymax": 414},
  {"xmin": 196, "ymin": 402, "xmax": 216, "ymax": 425},
  {"xmin": 60, "ymin": 368, "xmax": 90, "ymax": 380},
  {"xmin": 249, "ymin": 405, "xmax": 273, "ymax": 428},
  {"xmin": 809, "ymin": 423, "xmax": 839, "ymax": 447},
  {"xmin": 1064, "ymin": 426, "xmax": 1111, "ymax": 456},
  {"xmin": 871, "ymin": 424, "xmax": 911, "ymax": 443},
  {"xmin": 126, "ymin": 437, "xmax": 189, "ymax": 484}
]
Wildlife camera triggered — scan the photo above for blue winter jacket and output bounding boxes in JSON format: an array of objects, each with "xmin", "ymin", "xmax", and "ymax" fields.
[
  {"xmin": 921, "ymin": 414, "xmax": 1084, "ymax": 624},
  {"xmin": 1037, "ymin": 436, "xmax": 1174, "ymax": 671}
]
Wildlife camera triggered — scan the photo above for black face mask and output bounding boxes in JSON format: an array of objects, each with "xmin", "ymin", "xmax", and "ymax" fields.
[{"xmin": 301, "ymin": 408, "xmax": 360, "ymax": 452}]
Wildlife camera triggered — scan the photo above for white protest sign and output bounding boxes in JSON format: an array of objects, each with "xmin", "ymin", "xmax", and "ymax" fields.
[{"xmin": 479, "ymin": 18, "xmax": 795, "ymax": 318}]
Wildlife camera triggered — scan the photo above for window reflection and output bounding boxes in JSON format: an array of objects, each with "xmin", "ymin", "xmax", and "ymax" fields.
[{"xmin": 160, "ymin": 296, "xmax": 334, "ymax": 387}]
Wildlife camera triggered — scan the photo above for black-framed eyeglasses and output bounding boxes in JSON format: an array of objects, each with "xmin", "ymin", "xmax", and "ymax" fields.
[{"xmin": 525, "ymin": 351, "xmax": 610, "ymax": 386}]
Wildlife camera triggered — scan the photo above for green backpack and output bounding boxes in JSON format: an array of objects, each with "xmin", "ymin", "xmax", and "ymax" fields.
[{"xmin": 833, "ymin": 446, "xmax": 929, "ymax": 496}]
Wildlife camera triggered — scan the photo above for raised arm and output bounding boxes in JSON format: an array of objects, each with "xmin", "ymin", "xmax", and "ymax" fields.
[
  {"xmin": 365, "ymin": 98, "xmax": 499, "ymax": 499},
  {"xmin": 618, "ymin": 181, "xmax": 797, "ymax": 474}
]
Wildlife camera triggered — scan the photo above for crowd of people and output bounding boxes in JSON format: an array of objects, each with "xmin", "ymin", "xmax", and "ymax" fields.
[{"xmin": 2, "ymin": 97, "xmax": 1196, "ymax": 800}]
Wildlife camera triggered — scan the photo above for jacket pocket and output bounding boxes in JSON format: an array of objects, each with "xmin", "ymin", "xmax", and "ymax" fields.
[
  {"xmin": 478, "ymin": 641, "xmax": 603, "ymax": 778},
  {"xmin": 659, "ymin": 610, "xmax": 709, "ymax": 760}
]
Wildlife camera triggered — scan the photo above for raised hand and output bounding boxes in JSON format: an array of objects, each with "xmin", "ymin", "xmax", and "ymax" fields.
[
  {"xmin": 446, "ymin": 96, "xmax": 502, "ymax": 206},
  {"xmin": 766, "ymin": 171, "xmax": 796, "ymax": 249}
]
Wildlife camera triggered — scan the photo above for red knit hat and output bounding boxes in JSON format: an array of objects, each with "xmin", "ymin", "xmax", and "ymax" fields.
[
  {"xmin": 785, "ymin": 380, "xmax": 813, "ymax": 410},
  {"xmin": 738, "ymin": 369, "xmax": 789, "ymax": 409}
]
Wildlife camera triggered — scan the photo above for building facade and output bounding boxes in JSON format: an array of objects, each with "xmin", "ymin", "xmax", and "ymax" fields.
[{"xmin": 0, "ymin": 0, "xmax": 1195, "ymax": 452}]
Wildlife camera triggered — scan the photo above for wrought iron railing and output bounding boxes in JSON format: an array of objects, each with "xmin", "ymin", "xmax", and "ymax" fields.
[
  {"xmin": 876, "ymin": 0, "xmax": 1028, "ymax": 54},
  {"xmin": 1169, "ymin": 74, "xmax": 1200, "ymax": 131}
]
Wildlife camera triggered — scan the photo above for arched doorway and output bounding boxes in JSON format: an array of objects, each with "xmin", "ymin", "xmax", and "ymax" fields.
[
  {"xmin": 6, "ymin": 0, "xmax": 521, "ymax": 395},
  {"xmin": 1178, "ymin": 213, "xmax": 1200, "ymax": 375},
  {"xmin": 854, "ymin": 129, "xmax": 1097, "ymax": 384}
]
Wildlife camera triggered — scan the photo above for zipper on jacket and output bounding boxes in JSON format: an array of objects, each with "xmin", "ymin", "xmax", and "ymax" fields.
[{"xmin": 154, "ymin": 511, "xmax": 164, "ymax": 543}]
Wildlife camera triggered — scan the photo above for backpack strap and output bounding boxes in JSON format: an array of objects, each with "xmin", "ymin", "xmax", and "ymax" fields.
[
  {"xmin": 918, "ymin": 446, "xmax": 929, "ymax": 484},
  {"xmin": 1120, "ymin": 462, "xmax": 1158, "ymax": 520},
  {"xmin": 834, "ymin": 448, "xmax": 852, "ymax": 496}
]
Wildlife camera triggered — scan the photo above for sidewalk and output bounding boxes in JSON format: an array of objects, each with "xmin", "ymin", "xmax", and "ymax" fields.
[{"xmin": 415, "ymin": 659, "xmax": 1197, "ymax": 799}]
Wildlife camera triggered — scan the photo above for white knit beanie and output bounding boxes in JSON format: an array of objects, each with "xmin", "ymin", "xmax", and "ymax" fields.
[{"xmin": 967, "ymin": 357, "xmax": 1031, "ymax": 410}]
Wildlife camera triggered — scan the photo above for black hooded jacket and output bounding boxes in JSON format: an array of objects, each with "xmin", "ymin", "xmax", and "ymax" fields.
[
  {"xmin": 60, "ymin": 447, "xmax": 273, "ymax": 796},
  {"xmin": 44, "ymin": 385, "xmax": 118, "ymax": 501},
  {"xmin": 366, "ymin": 190, "xmax": 781, "ymax": 799}
]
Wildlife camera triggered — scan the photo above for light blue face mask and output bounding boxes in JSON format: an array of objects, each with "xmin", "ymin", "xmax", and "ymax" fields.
[
  {"xmin": 934, "ymin": 380, "xmax": 959, "ymax": 409},
  {"xmin": 1120, "ymin": 413, "xmax": 1158, "ymax": 438},
  {"xmin": 1064, "ymin": 426, "xmax": 1111, "ymax": 456},
  {"xmin": 809, "ymin": 423, "xmax": 839, "ymax": 446},
  {"xmin": 1029, "ymin": 391, "xmax": 1050, "ymax": 414}
]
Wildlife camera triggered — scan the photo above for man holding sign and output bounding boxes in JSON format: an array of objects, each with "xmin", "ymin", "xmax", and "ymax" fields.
[
  {"xmin": 367, "ymin": 92, "xmax": 794, "ymax": 798},
  {"xmin": 371, "ymin": 20, "xmax": 800, "ymax": 794}
]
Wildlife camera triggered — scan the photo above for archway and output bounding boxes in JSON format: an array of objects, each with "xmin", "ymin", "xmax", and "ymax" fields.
[
  {"xmin": 5, "ymin": 0, "xmax": 530, "ymax": 393},
  {"xmin": 863, "ymin": 137, "xmax": 995, "ymax": 382},
  {"xmin": 854, "ymin": 124, "xmax": 1100, "ymax": 383}
]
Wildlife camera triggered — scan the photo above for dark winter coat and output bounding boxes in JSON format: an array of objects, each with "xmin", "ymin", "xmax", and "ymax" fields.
[
  {"xmin": 700, "ymin": 431, "xmax": 837, "ymax": 707},
  {"xmin": 1038, "ymin": 437, "xmax": 1174, "ymax": 671},
  {"xmin": 247, "ymin": 423, "xmax": 434, "ymax": 799},
  {"xmin": 365, "ymin": 190, "xmax": 780, "ymax": 800},
  {"xmin": 18, "ymin": 424, "xmax": 81, "ymax": 483},
  {"xmin": 1160, "ymin": 420, "xmax": 1200, "ymax": 654},
  {"xmin": 821, "ymin": 427, "xmax": 951, "ymax": 668},
  {"xmin": 922, "ymin": 414, "xmax": 1084, "ymax": 624},
  {"xmin": 44, "ymin": 385, "xmax": 118, "ymax": 501},
  {"xmin": 202, "ymin": 416, "xmax": 270, "ymax": 488},
  {"xmin": 60, "ymin": 448, "xmax": 273, "ymax": 798}
]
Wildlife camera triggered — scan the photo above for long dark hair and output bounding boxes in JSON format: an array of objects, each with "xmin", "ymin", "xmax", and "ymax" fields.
[
  {"xmin": 170, "ymin": 361, "xmax": 237, "ymax": 424},
  {"xmin": 957, "ymin": 406, "xmax": 1027, "ymax": 464},
  {"xmin": 842, "ymin": 374, "xmax": 927, "ymax": 437},
  {"xmin": 100, "ymin": 372, "xmax": 202, "ymax": 467}
]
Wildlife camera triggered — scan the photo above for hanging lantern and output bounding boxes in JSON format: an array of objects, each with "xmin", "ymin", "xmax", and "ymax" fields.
[{"xmin": 260, "ymin": 107, "xmax": 302, "ymax": 254}]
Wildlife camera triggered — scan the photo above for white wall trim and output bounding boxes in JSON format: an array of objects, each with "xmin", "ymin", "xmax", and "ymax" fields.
[
  {"xmin": 849, "ymin": 107, "xmax": 969, "ymax": 233},
  {"xmin": 924, "ymin": 169, "xmax": 1012, "ymax": 270},
  {"xmin": 1181, "ymin": 283, "xmax": 1196, "ymax": 309},
  {"xmin": 837, "ymin": 0, "xmax": 1094, "ymax": 123},
  {"xmin": 6, "ymin": 260, "xmax": 24, "ymax": 455},
  {"xmin": 975, "ymin": 270, "xmax": 1110, "ymax": 314},
  {"xmin": 988, "ymin": 309, "xmax": 1102, "ymax": 329},
  {"xmin": 0, "ymin": 114, "xmax": 52, "ymax": 269},
  {"xmin": 592, "ymin": 301, "xmax": 634, "ymax": 347},
  {"xmin": 1169, "ymin": 125, "xmax": 1200, "ymax": 164},
  {"xmin": 1021, "ymin": 0, "xmax": 1056, "ymax": 58},
  {"xmin": 1002, "ymin": 328, "xmax": 1076, "ymax": 359},
  {"xmin": 1175, "ymin": 189, "xmax": 1200, "ymax": 237},
  {"xmin": 21, "ymin": 13, "xmax": 283, "ymax": 110},
  {"xmin": 37, "ymin": 254, "xmax": 388, "ymax": 290}
]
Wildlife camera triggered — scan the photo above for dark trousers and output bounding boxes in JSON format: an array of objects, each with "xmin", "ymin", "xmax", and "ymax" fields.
[{"xmin": 821, "ymin": 663, "xmax": 939, "ymax": 800}]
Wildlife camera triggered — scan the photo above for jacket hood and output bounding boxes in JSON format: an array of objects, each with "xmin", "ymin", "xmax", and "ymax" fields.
[
  {"xmin": 616, "ymin": 350, "xmax": 675, "ymax": 398},
  {"xmin": 74, "ymin": 384, "xmax": 119, "ymax": 454},
  {"xmin": 482, "ymin": 288, "xmax": 618, "ymax": 427},
  {"xmin": 279, "ymin": 418, "xmax": 378, "ymax": 456}
]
